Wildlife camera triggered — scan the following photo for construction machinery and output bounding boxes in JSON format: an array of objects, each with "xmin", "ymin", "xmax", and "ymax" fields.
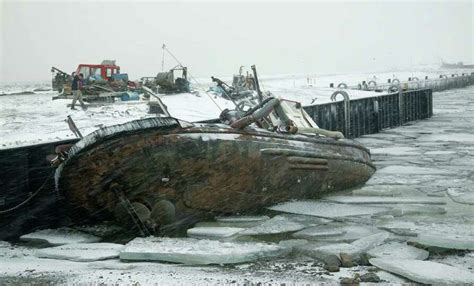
[
  {"xmin": 51, "ymin": 60, "xmax": 127, "ymax": 95},
  {"xmin": 155, "ymin": 65, "xmax": 190, "ymax": 94},
  {"xmin": 51, "ymin": 60, "xmax": 139, "ymax": 102}
]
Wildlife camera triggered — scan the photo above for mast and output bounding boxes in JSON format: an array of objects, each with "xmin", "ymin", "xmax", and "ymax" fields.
[{"xmin": 251, "ymin": 65, "xmax": 263, "ymax": 104}]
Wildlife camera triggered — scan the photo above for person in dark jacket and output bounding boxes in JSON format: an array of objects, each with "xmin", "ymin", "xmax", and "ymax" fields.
[{"xmin": 71, "ymin": 73, "xmax": 86, "ymax": 110}]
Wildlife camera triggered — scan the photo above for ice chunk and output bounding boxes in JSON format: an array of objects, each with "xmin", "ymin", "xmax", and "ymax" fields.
[
  {"xmin": 298, "ymin": 242, "xmax": 358, "ymax": 260},
  {"xmin": 298, "ymin": 232, "xmax": 388, "ymax": 262},
  {"xmin": 292, "ymin": 223, "xmax": 385, "ymax": 244},
  {"xmin": 213, "ymin": 215, "xmax": 270, "ymax": 227},
  {"xmin": 35, "ymin": 243, "xmax": 123, "ymax": 262},
  {"xmin": 367, "ymin": 242, "xmax": 429, "ymax": 260},
  {"xmin": 370, "ymin": 147, "xmax": 419, "ymax": 156},
  {"xmin": 388, "ymin": 204, "xmax": 447, "ymax": 216},
  {"xmin": 278, "ymin": 239, "xmax": 309, "ymax": 250},
  {"xmin": 239, "ymin": 215, "xmax": 305, "ymax": 236},
  {"xmin": 267, "ymin": 201, "xmax": 390, "ymax": 218},
  {"xmin": 215, "ymin": 216, "xmax": 270, "ymax": 223},
  {"xmin": 410, "ymin": 233, "xmax": 474, "ymax": 250},
  {"xmin": 187, "ymin": 227, "xmax": 244, "ymax": 239},
  {"xmin": 447, "ymin": 187, "xmax": 474, "ymax": 205},
  {"xmin": 369, "ymin": 258, "xmax": 474, "ymax": 284},
  {"xmin": 352, "ymin": 185, "xmax": 402, "ymax": 197},
  {"xmin": 376, "ymin": 165, "xmax": 454, "ymax": 175},
  {"xmin": 418, "ymin": 133, "xmax": 474, "ymax": 143},
  {"xmin": 424, "ymin": 150, "xmax": 456, "ymax": 155},
  {"xmin": 292, "ymin": 225, "xmax": 347, "ymax": 240},
  {"xmin": 377, "ymin": 221, "xmax": 418, "ymax": 236},
  {"xmin": 120, "ymin": 237, "xmax": 288, "ymax": 264},
  {"xmin": 351, "ymin": 232, "xmax": 389, "ymax": 250},
  {"xmin": 323, "ymin": 196, "xmax": 446, "ymax": 205},
  {"xmin": 20, "ymin": 228, "xmax": 100, "ymax": 245}
]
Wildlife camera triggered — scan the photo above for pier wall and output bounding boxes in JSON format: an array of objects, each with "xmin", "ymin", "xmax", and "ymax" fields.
[
  {"xmin": 304, "ymin": 89, "xmax": 433, "ymax": 138},
  {"xmin": 339, "ymin": 72, "xmax": 474, "ymax": 93},
  {"xmin": 0, "ymin": 139, "xmax": 78, "ymax": 239}
]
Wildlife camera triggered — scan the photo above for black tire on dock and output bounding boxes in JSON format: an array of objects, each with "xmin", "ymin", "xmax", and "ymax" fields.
[
  {"xmin": 151, "ymin": 200, "xmax": 176, "ymax": 225},
  {"xmin": 114, "ymin": 201, "xmax": 151, "ymax": 226}
]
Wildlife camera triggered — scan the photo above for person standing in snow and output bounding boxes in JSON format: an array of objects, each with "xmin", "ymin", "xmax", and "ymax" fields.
[{"xmin": 71, "ymin": 73, "xmax": 86, "ymax": 110}]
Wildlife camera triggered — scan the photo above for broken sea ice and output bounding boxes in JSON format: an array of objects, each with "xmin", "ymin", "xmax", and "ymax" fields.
[{"xmin": 120, "ymin": 237, "xmax": 289, "ymax": 265}]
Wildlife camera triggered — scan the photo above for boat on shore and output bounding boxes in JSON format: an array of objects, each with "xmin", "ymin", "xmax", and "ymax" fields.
[{"xmin": 54, "ymin": 71, "xmax": 375, "ymax": 235}]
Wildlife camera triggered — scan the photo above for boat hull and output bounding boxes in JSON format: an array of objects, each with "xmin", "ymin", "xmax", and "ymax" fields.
[{"xmin": 56, "ymin": 117, "xmax": 375, "ymax": 225}]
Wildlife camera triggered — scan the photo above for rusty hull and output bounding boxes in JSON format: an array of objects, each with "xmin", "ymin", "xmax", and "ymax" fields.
[{"xmin": 56, "ymin": 117, "xmax": 375, "ymax": 223}]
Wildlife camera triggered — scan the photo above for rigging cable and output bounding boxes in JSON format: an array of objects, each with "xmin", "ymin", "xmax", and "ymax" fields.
[
  {"xmin": 162, "ymin": 44, "xmax": 223, "ymax": 111},
  {"xmin": 0, "ymin": 170, "xmax": 55, "ymax": 215}
]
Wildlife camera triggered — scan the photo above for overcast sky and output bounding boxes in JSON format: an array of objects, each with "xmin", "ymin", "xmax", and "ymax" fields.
[{"xmin": 1, "ymin": 0, "xmax": 472, "ymax": 82}]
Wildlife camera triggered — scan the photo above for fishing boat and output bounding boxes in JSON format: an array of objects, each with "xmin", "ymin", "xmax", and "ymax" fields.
[{"xmin": 54, "ymin": 67, "xmax": 375, "ymax": 235}]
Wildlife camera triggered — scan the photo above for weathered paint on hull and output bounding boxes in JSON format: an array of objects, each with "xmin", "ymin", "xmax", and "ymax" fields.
[{"xmin": 56, "ymin": 118, "xmax": 375, "ymax": 224}]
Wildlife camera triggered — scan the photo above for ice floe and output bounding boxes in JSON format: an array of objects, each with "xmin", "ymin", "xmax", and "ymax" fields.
[
  {"xmin": 369, "ymin": 258, "xmax": 474, "ymax": 284},
  {"xmin": 187, "ymin": 227, "xmax": 244, "ymax": 239},
  {"xmin": 20, "ymin": 228, "xmax": 100, "ymax": 245},
  {"xmin": 410, "ymin": 233, "xmax": 474, "ymax": 251},
  {"xmin": 376, "ymin": 221, "xmax": 418, "ymax": 236},
  {"xmin": 366, "ymin": 242, "xmax": 429, "ymax": 260},
  {"xmin": 120, "ymin": 237, "xmax": 288, "ymax": 264},
  {"xmin": 239, "ymin": 215, "xmax": 306, "ymax": 236},
  {"xmin": 297, "ymin": 232, "xmax": 388, "ymax": 265},
  {"xmin": 267, "ymin": 201, "xmax": 390, "ymax": 218},
  {"xmin": 447, "ymin": 187, "xmax": 474, "ymax": 205},
  {"xmin": 351, "ymin": 185, "xmax": 402, "ymax": 197},
  {"xmin": 292, "ymin": 225, "xmax": 347, "ymax": 240},
  {"xmin": 323, "ymin": 195, "xmax": 446, "ymax": 205},
  {"xmin": 376, "ymin": 165, "xmax": 454, "ymax": 175},
  {"xmin": 35, "ymin": 243, "xmax": 124, "ymax": 262}
]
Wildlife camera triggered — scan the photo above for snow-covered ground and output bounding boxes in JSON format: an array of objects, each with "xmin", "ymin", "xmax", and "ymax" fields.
[{"xmin": 1, "ymin": 68, "xmax": 473, "ymax": 284}]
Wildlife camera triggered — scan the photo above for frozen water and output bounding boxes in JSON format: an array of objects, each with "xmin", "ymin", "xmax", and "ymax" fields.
[
  {"xmin": 215, "ymin": 216, "xmax": 270, "ymax": 223},
  {"xmin": 298, "ymin": 232, "xmax": 388, "ymax": 262},
  {"xmin": 418, "ymin": 133, "xmax": 474, "ymax": 143},
  {"xmin": 20, "ymin": 228, "xmax": 100, "ymax": 245},
  {"xmin": 323, "ymin": 195, "xmax": 446, "ymax": 205},
  {"xmin": 278, "ymin": 239, "xmax": 309, "ymax": 251},
  {"xmin": 387, "ymin": 204, "xmax": 447, "ymax": 216},
  {"xmin": 369, "ymin": 258, "xmax": 474, "ymax": 284},
  {"xmin": 424, "ymin": 150, "xmax": 457, "ymax": 155},
  {"xmin": 295, "ymin": 224, "xmax": 385, "ymax": 243},
  {"xmin": 292, "ymin": 225, "xmax": 347, "ymax": 240},
  {"xmin": 239, "ymin": 215, "xmax": 306, "ymax": 236},
  {"xmin": 376, "ymin": 221, "xmax": 418, "ymax": 236},
  {"xmin": 352, "ymin": 185, "xmax": 402, "ymax": 197},
  {"xmin": 410, "ymin": 233, "xmax": 474, "ymax": 250},
  {"xmin": 267, "ymin": 201, "xmax": 391, "ymax": 218},
  {"xmin": 367, "ymin": 242, "xmax": 429, "ymax": 260},
  {"xmin": 447, "ymin": 187, "xmax": 474, "ymax": 205},
  {"xmin": 350, "ymin": 232, "xmax": 389, "ymax": 250},
  {"xmin": 212, "ymin": 215, "xmax": 271, "ymax": 227},
  {"xmin": 187, "ymin": 227, "xmax": 244, "ymax": 239},
  {"xmin": 370, "ymin": 147, "xmax": 419, "ymax": 156},
  {"xmin": 376, "ymin": 165, "xmax": 454, "ymax": 175},
  {"xmin": 35, "ymin": 243, "xmax": 124, "ymax": 262},
  {"xmin": 120, "ymin": 237, "xmax": 288, "ymax": 265}
]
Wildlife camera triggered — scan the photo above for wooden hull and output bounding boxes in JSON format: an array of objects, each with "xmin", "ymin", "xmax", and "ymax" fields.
[{"xmin": 56, "ymin": 117, "xmax": 375, "ymax": 226}]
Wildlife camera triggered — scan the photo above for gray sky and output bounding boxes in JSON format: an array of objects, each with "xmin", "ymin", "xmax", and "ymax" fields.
[{"xmin": 1, "ymin": 0, "xmax": 473, "ymax": 82}]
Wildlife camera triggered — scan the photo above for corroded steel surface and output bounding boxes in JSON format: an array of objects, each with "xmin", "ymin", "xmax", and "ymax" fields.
[{"xmin": 56, "ymin": 118, "xmax": 375, "ymax": 224}]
